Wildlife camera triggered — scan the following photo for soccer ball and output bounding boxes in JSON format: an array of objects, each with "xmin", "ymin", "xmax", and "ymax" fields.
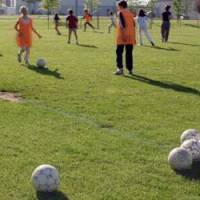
[
  {"xmin": 181, "ymin": 139, "xmax": 200, "ymax": 161},
  {"xmin": 31, "ymin": 164, "xmax": 60, "ymax": 192},
  {"xmin": 168, "ymin": 147, "xmax": 192, "ymax": 170},
  {"xmin": 37, "ymin": 58, "xmax": 46, "ymax": 68},
  {"xmin": 180, "ymin": 129, "xmax": 200, "ymax": 144}
]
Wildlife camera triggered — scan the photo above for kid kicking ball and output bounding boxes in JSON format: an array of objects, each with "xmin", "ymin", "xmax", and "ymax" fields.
[
  {"xmin": 37, "ymin": 58, "xmax": 46, "ymax": 68},
  {"xmin": 31, "ymin": 164, "xmax": 60, "ymax": 192}
]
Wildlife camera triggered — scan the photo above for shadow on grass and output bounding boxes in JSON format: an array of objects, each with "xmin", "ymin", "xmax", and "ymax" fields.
[
  {"xmin": 24, "ymin": 64, "xmax": 64, "ymax": 79},
  {"xmin": 168, "ymin": 41, "xmax": 200, "ymax": 47},
  {"xmin": 77, "ymin": 44, "xmax": 98, "ymax": 48},
  {"xmin": 175, "ymin": 161, "xmax": 200, "ymax": 180},
  {"xmin": 184, "ymin": 23, "xmax": 200, "ymax": 29},
  {"xmin": 37, "ymin": 191, "xmax": 69, "ymax": 200},
  {"xmin": 143, "ymin": 45, "xmax": 180, "ymax": 51},
  {"xmin": 124, "ymin": 74, "xmax": 200, "ymax": 96},
  {"xmin": 0, "ymin": 54, "xmax": 3, "ymax": 57},
  {"xmin": 94, "ymin": 30, "xmax": 104, "ymax": 34}
]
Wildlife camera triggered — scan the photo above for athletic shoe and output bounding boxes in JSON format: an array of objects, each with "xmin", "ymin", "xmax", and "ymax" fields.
[
  {"xmin": 151, "ymin": 41, "xmax": 155, "ymax": 46},
  {"xmin": 128, "ymin": 70, "xmax": 134, "ymax": 75},
  {"xmin": 25, "ymin": 59, "xmax": 30, "ymax": 65},
  {"xmin": 17, "ymin": 54, "xmax": 22, "ymax": 63},
  {"xmin": 114, "ymin": 69, "xmax": 123, "ymax": 75}
]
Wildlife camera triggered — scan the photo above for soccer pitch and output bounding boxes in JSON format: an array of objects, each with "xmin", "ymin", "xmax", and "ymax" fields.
[{"xmin": 0, "ymin": 17, "xmax": 200, "ymax": 200}]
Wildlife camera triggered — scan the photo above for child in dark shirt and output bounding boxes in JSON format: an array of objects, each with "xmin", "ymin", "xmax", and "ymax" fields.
[
  {"xmin": 54, "ymin": 13, "xmax": 61, "ymax": 35},
  {"xmin": 161, "ymin": 5, "xmax": 172, "ymax": 42},
  {"xmin": 66, "ymin": 9, "xmax": 79, "ymax": 44}
]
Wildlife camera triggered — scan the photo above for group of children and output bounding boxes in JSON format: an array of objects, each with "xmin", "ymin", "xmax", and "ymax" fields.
[{"xmin": 14, "ymin": 1, "xmax": 172, "ymax": 75}]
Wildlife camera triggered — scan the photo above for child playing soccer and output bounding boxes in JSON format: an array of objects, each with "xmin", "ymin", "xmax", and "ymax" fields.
[
  {"xmin": 15, "ymin": 6, "xmax": 41, "ymax": 65},
  {"xmin": 83, "ymin": 9, "xmax": 95, "ymax": 32},
  {"xmin": 114, "ymin": 0, "xmax": 136, "ymax": 75},
  {"xmin": 137, "ymin": 9, "xmax": 155, "ymax": 46},
  {"xmin": 54, "ymin": 13, "xmax": 61, "ymax": 35},
  {"xmin": 66, "ymin": 9, "xmax": 79, "ymax": 44},
  {"xmin": 108, "ymin": 11, "xmax": 116, "ymax": 33},
  {"xmin": 161, "ymin": 5, "xmax": 172, "ymax": 42}
]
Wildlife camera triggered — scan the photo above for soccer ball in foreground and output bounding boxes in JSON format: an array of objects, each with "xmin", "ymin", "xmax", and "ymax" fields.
[
  {"xmin": 37, "ymin": 58, "xmax": 46, "ymax": 68},
  {"xmin": 31, "ymin": 164, "xmax": 60, "ymax": 192},
  {"xmin": 180, "ymin": 129, "xmax": 200, "ymax": 144},
  {"xmin": 168, "ymin": 147, "xmax": 192, "ymax": 170},
  {"xmin": 181, "ymin": 139, "xmax": 200, "ymax": 161}
]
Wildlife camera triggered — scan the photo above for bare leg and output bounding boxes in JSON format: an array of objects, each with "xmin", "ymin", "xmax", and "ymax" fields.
[
  {"xmin": 17, "ymin": 47, "xmax": 25, "ymax": 63},
  {"xmin": 24, "ymin": 48, "xmax": 30, "ymax": 65},
  {"xmin": 55, "ymin": 24, "xmax": 61, "ymax": 35},
  {"xmin": 84, "ymin": 22, "xmax": 87, "ymax": 32},
  {"xmin": 73, "ymin": 30, "xmax": 79, "ymax": 44},
  {"xmin": 68, "ymin": 29, "xmax": 72, "ymax": 43}
]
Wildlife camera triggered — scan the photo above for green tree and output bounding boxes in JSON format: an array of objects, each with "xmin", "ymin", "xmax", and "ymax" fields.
[
  {"xmin": 84, "ymin": 0, "xmax": 100, "ymax": 28},
  {"xmin": 173, "ymin": 0, "xmax": 183, "ymax": 20},
  {"xmin": 148, "ymin": 0, "xmax": 158, "ymax": 28},
  {"xmin": 42, "ymin": 0, "xmax": 60, "ymax": 29},
  {"xmin": 84, "ymin": 0, "xmax": 100, "ymax": 13}
]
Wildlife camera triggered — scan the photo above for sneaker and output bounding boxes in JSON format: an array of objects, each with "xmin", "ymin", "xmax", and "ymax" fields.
[
  {"xmin": 68, "ymin": 41, "xmax": 71, "ymax": 44},
  {"xmin": 114, "ymin": 69, "xmax": 123, "ymax": 75},
  {"xmin": 25, "ymin": 59, "xmax": 30, "ymax": 65},
  {"xmin": 128, "ymin": 70, "xmax": 134, "ymax": 75},
  {"xmin": 151, "ymin": 41, "xmax": 155, "ymax": 46},
  {"xmin": 17, "ymin": 54, "xmax": 22, "ymax": 63}
]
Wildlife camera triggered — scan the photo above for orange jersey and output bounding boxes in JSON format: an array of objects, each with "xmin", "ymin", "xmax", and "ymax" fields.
[
  {"xmin": 16, "ymin": 16, "xmax": 33, "ymax": 48},
  {"xmin": 116, "ymin": 9, "xmax": 136, "ymax": 45},
  {"xmin": 84, "ymin": 14, "xmax": 92, "ymax": 23}
]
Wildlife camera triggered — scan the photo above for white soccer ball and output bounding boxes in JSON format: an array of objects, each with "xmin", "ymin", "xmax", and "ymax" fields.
[
  {"xmin": 181, "ymin": 139, "xmax": 200, "ymax": 161},
  {"xmin": 37, "ymin": 58, "xmax": 46, "ymax": 68},
  {"xmin": 180, "ymin": 129, "xmax": 200, "ymax": 144},
  {"xmin": 168, "ymin": 147, "xmax": 192, "ymax": 170},
  {"xmin": 31, "ymin": 164, "xmax": 60, "ymax": 192}
]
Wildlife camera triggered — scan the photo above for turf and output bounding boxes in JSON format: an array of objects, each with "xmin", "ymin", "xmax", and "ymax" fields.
[{"xmin": 0, "ymin": 17, "xmax": 200, "ymax": 200}]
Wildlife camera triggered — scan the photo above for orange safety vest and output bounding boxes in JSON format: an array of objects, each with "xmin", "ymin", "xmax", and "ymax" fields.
[
  {"xmin": 116, "ymin": 9, "xmax": 136, "ymax": 45},
  {"xmin": 16, "ymin": 16, "xmax": 33, "ymax": 48},
  {"xmin": 84, "ymin": 14, "xmax": 92, "ymax": 23}
]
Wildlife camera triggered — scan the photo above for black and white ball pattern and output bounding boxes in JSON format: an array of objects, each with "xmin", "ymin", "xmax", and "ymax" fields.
[
  {"xmin": 31, "ymin": 164, "xmax": 60, "ymax": 192},
  {"xmin": 168, "ymin": 147, "xmax": 192, "ymax": 170},
  {"xmin": 181, "ymin": 139, "xmax": 200, "ymax": 161},
  {"xmin": 180, "ymin": 129, "xmax": 200, "ymax": 144},
  {"xmin": 37, "ymin": 58, "xmax": 46, "ymax": 68}
]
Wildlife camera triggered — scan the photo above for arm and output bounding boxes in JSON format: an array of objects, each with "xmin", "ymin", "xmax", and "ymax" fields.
[
  {"xmin": 14, "ymin": 20, "xmax": 20, "ymax": 32},
  {"xmin": 32, "ymin": 27, "xmax": 42, "ymax": 38},
  {"xmin": 119, "ymin": 12, "xmax": 125, "ymax": 28}
]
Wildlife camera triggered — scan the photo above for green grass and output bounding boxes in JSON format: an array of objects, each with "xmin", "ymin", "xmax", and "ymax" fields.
[{"xmin": 0, "ymin": 17, "xmax": 200, "ymax": 200}]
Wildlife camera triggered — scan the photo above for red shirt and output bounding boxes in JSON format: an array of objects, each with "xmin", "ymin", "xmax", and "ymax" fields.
[{"xmin": 66, "ymin": 15, "xmax": 78, "ymax": 29}]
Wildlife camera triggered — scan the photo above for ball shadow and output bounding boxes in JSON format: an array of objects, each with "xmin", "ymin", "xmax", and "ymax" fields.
[
  {"xmin": 175, "ymin": 161, "xmax": 200, "ymax": 180},
  {"xmin": 24, "ymin": 64, "xmax": 64, "ymax": 79},
  {"xmin": 36, "ymin": 191, "xmax": 70, "ymax": 200}
]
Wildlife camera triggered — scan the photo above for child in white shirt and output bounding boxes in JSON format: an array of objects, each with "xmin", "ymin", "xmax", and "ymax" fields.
[
  {"xmin": 137, "ymin": 9, "xmax": 155, "ymax": 46},
  {"xmin": 108, "ymin": 11, "xmax": 116, "ymax": 33}
]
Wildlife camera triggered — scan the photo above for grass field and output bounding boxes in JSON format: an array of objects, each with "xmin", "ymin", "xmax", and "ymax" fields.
[{"xmin": 0, "ymin": 17, "xmax": 200, "ymax": 200}]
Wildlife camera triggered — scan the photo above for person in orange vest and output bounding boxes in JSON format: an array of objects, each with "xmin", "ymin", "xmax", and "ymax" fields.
[
  {"xmin": 114, "ymin": 0, "xmax": 136, "ymax": 75},
  {"xmin": 15, "ymin": 6, "xmax": 41, "ymax": 65},
  {"xmin": 83, "ymin": 9, "xmax": 95, "ymax": 32}
]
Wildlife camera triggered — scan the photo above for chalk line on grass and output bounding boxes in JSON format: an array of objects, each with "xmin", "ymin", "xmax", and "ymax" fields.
[{"xmin": 22, "ymin": 99, "xmax": 168, "ymax": 149}]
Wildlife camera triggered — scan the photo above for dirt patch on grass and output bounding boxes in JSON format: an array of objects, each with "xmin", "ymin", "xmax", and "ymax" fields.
[{"xmin": 0, "ymin": 92, "xmax": 22, "ymax": 102}]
